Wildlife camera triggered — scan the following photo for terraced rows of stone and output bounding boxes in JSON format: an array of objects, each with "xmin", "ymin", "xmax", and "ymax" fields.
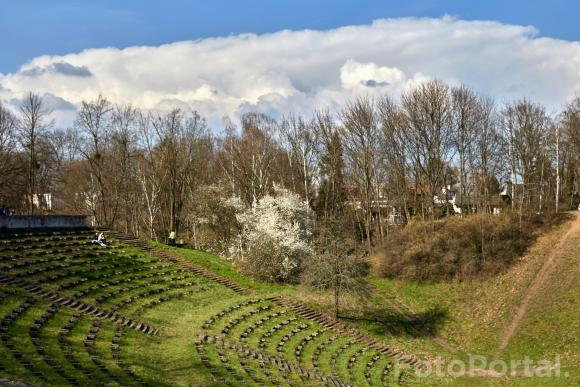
[
  {"xmin": 0, "ymin": 229, "xmax": 217, "ymax": 386},
  {"xmin": 0, "ymin": 228, "xmax": 419, "ymax": 386},
  {"xmin": 116, "ymin": 231, "xmax": 420, "ymax": 386},
  {"xmin": 195, "ymin": 297, "xmax": 416, "ymax": 386}
]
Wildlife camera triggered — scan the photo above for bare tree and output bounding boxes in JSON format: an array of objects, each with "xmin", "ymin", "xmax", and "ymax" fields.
[
  {"xmin": 301, "ymin": 219, "xmax": 368, "ymax": 319},
  {"xmin": 561, "ymin": 97, "xmax": 580, "ymax": 210},
  {"xmin": 312, "ymin": 110, "xmax": 347, "ymax": 218},
  {"xmin": 110, "ymin": 104, "xmax": 138, "ymax": 231},
  {"xmin": 152, "ymin": 109, "xmax": 208, "ymax": 234},
  {"xmin": 378, "ymin": 95, "xmax": 410, "ymax": 225},
  {"xmin": 279, "ymin": 114, "xmax": 316, "ymax": 208},
  {"xmin": 473, "ymin": 96, "xmax": 500, "ymax": 213},
  {"xmin": 400, "ymin": 80, "xmax": 454, "ymax": 219},
  {"xmin": 451, "ymin": 85, "xmax": 480, "ymax": 200},
  {"xmin": 555, "ymin": 122, "xmax": 560, "ymax": 212},
  {"xmin": 75, "ymin": 94, "xmax": 112, "ymax": 225},
  {"xmin": 220, "ymin": 113, "xmax": 279, "ymax": 205},
  {"xmin": 342, "ymin": 96, "xmax": 381, "ymax": 249},
  {"xmin": 0, "ymin": 102, "xmax": 25, "ymax": 208},
  {"xmin": 500, "ymin": 99, "xmax": 551, "ymax": 217},
  {"xmin": 18, "ymin": 92, "xmax": 53, "ymax": 217},
  {"xmin": 136, "ymin": 112, "xmax": 164, "ymax": 239}
]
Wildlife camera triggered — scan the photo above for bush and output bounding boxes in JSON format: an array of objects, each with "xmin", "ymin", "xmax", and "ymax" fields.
[
  {"xmin": 238, "ymin": 235, "xmax": 301, "ymax": 282},
  {"xmin": 232, "ymin": 185, "xmax": 313, "ymax": 283},
  {"xmin": 183, "ymin": 185, "xmax": 243, "ymax": 254},
  {"xmin": 377, "ymin": 213, "xmax": 548, "ymax": 281}
]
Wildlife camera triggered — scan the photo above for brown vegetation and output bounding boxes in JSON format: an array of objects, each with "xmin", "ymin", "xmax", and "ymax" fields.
[{"xmin": 376, "ymin": 213, "xmax": 564, "ymax": 281}]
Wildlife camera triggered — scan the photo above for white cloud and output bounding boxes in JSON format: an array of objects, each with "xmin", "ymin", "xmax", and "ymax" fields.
[{"xmin": 1, "ymin": 16, "xmax": 580, "ymax": 128}]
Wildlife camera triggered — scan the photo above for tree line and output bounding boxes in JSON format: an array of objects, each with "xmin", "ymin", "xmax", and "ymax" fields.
[{"xmin": 1, "ymin": 80, "xmax": 579, "ymax": 254}]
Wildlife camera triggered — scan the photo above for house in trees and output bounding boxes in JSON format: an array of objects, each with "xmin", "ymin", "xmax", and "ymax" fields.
[
  {"xmin": 433, "ymin": 185, "xmax": 506, "ymax": 215},
  {"xmin": 499, "ymin": 181, "xmax": 524, "ymax": 205}
]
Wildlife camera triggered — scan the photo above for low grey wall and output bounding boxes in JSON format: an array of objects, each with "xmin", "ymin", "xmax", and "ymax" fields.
[{"xmin": 0, "ymin": 215, "xmax": 88, "ymax": 229}]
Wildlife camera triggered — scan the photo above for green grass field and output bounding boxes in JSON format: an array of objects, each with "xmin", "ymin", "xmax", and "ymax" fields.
[
  {"xmin": 1, "ymin": 215, "xmax": 577, "ymax": 386},
  {"xmin": 0, "ymin": 229, "xmax": 418, "ymax": 386}
]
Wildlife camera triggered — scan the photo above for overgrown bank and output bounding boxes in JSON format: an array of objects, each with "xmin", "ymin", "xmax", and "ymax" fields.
[{"xmin": 375, "ymin": 212, "xmax": 564, "ymax": 281}]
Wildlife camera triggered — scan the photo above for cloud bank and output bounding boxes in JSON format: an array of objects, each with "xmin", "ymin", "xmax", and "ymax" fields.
[{"xmin": 1, "ymin": 16, "xmax": 580, "ymax": 128}]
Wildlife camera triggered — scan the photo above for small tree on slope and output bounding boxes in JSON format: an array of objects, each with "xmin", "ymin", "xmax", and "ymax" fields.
[{"xmin": 301, "ymin": 219, "xmax": 369, "ymax": 318}]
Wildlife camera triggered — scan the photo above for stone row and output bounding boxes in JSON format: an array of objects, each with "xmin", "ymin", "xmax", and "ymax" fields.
[
  {"xmin": 0, "ymin": 243, "xmax": 118, "ymax": 260},
  {"xmin": 4, "ymin": 255, "xmax": 132, "ymax": 279},
  {"xmin": 380, "ymin": 360, "xmax": 395, "ymax": 386},
  {"xmin": 0, "ymin": 245, "xmax": 116, "ymax": 262},
  {"xmin": 1, "ymin": 253, "xmax": 135, "ymax": 279},
  {"xmin": 311, "ymin": 335, "xmax": 339, "ymax": 369},
  {"xmin": 258, "ymin": 317, "xmax": 298, "ymax": 349},
  {"xmin": 330, "ymin": 339, "xmax": 356, "ymax": 377},
  {"xmin": 1, "ymin": 248, "xmax": 140, "ymax": 267},
  {"xmin": 9, "ymin": 260, "xmax": 174, "ymax": 288},
  {"xmin": 132, "ymin": 287, "xmax": 206, "ymax": 317},
  {"xmin": 0, "ymin": 275, "xmax": 160, "ymax": 335},
  {"xmin": 0, "ymin": 249, "xmax": 122, "ymax": 268},
  {"xmin": 106, "ymin": 282, "xmax": 205, "ymax": 312},
  {"xmin": 56, "ymin": 263, "xmax": 171, "ymax": 291},
  {"xmin": 294, "ymin": 328, "xmax": 326, "ymax": 359},
  {"xmin": 202, "ymin": 299, "xmax": 262, "ymax": 330},
  {"xmin": 346, "ymin": 346, "xmax": 370, "ymax": 383},
  {"xmin": 0, "ymin": 234, "xmax": 91, "ymax": 245},
  {"xmin": 0, "ymin": 239, "xmax": 103, "ymax": 253},
  {"xmin": 221, "ymin": 304, "xmax": 271, "ymax": 335},
  {"xmin": 29, "ymin": 303, "xmax": 81, "ymax": 385},
  {"xmin": 107, "ymin": 288, "xmax": 205, "ymax": 386},
  {"xmin": 239, "ymin": 310, "xmax": 287, "ymax": 342},
  {"xmin": 109, "ymin": 231, "xmax": 248, "ymax": 293},
  {"xmin": 84, "ymin": 319, "xmax": 123, "ymax": 383},
  {"xmin": 195, "ymin": 337, "xmax": 230, "ymax": 385},
  {"xmin": 93, "ymin": 275, "xmax": 197, "ymax": 304},
  {"xmin": 271, "ymin": 296, "xmax": 423, "ymax": 368},
  {"xmin": 58, "ymin": 312, "xmax": 107, "ymax": 384},
  {"xmin": 214, "ymin": 341, "xmax": 250, "ymax": 385},
  {"xmin": 111, "ymin": 326, "xmax": 146, "ymax": 385},
  {"xmin": 0, "ymin": 299, "xmax": 48, "ymax": 382},
  {"xmin": 276, "ymin": 322, "xmax": 309, "ymax": 354},
  {"xmin": 199, "ymin": 332, "xmax": 349, "ymax": 386},
  {"xmin": 363, "ymin": 351, "xmax": 383, "ymax": 386},
  {"xmin": 0, "ymin": 229, "xmax": 93, "ymax": 241},
  {"xmin": 72, "ymin": 269, "xmax": 189, "ymax": 299}
]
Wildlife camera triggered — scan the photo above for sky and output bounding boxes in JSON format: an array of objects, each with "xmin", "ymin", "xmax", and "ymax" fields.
[{"xmin": 1, "ymin": 0, "xmax": 580, "ymax": 128}]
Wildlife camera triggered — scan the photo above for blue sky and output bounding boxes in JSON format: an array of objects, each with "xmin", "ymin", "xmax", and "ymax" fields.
[
  {"xmin": 2, "ymin": 1, "xmax": 580, "ymax": 128},
  {"xmin": 1, "ymin": 0, "xmax": 579, "ymax": 73}
]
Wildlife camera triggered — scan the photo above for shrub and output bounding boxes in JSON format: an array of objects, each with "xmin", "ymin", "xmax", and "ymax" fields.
[
  {"xmin": 184, "ymin": 185, "xmax": 243, "ymax": 254},
  {"xmin": 231, "ymin": 185, "xmax": 313, "ymax": 283},
  {"xmin": 238, "ymin": 235, "xmax": 299, "ymax": 282},
  {"xmin": 377, "ymin": 213, "xmax": 547, "ymax": 281},
  {"xmin": 300, "ymin": 218, "xmax": 370, "ymax": 317}
]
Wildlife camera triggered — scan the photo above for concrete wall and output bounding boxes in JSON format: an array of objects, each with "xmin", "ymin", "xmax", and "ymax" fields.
[{"xmin": 0, "ymin": 215, "xmax": 88, "ymax": 229}]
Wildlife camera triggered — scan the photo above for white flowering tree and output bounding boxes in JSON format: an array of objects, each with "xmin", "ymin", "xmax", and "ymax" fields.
[{"xmin": 231, "ymin": 185, "xmax": 313, "ymax": 282}]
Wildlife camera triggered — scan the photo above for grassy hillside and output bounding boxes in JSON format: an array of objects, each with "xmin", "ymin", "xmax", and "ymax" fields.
[
  {"xmin": 160, "ymin": 213, "xmax": 580, "ymax": 385},
  {"xmin": 336, "ymin": 212, "xmax": 579, "ymax": 385},
  {"xmin": 0, "ymin": 229, "xmax": 418, "ymax": 386},
  {"xmin": 1, "ymin": 213, "xmax": 577, "ymax": 386}
]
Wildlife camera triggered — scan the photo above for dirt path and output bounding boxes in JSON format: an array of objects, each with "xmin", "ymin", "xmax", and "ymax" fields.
[{"xmin": 495, "ymin": 212, "xmax": 580, "ymax": 358}]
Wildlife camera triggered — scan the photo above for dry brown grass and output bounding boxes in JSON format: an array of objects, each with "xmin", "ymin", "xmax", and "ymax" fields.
[{"xmin": 375, "ymin": 212, "xmax": 564, "ymax": 282}]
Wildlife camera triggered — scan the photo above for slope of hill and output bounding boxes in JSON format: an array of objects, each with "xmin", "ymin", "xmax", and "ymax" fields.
[
  {"xmin": 0, "ymin": 228, "xmax": 419, "ymax": 386},
  {"xmin": 360, "ymin": 211, "xmax": 580, "ymax": 385},
  {"xmin": 2, "ymin": 212, "xmax": 577, "ymax": 386},
  {"xmin": 146, "ymin": 212, "xmax": 579, "ymax": 386}
]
